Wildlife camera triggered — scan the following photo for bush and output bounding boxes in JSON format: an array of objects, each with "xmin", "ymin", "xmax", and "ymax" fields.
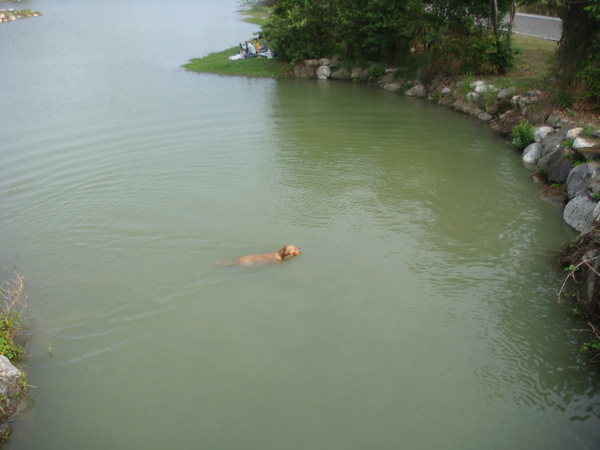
[{"xmin": 511, "ymin": 119, "xmax": 535, "ymax": 150}]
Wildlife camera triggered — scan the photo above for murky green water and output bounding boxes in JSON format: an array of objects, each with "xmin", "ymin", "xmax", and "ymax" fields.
[{"xmin": 1, "ymin": 0, "xmax": 599, "ymax": 448}]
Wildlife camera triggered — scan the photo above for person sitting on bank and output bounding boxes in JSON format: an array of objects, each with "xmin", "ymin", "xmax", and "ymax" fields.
[
  {"xmin": 243, "ymin": 40, "xmax": 257, "ymax": 58},
  {"xmin": 253, "ymin": 38, "xmax": 260, "ymax": 54},
  {"xmin": 259, "ymin": 38, "xmax": 268, "ymax": 53}
]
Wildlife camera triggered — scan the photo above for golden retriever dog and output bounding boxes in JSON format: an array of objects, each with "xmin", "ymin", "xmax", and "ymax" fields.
[{"xmin": 221, "ymin": 245, "xmax": 300, "ymax": 266}]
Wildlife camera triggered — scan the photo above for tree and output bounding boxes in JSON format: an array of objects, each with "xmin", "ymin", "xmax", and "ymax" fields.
[
  {"xmin": 263, "ymin": 0, "xmax": 517, "ymax": 73},
  {"xmin": 553, "ymin": 0, "xmax": 600, "ymax": 108},
  {"xmin": 519, "ymin": 0, "xmax": 600, "ymax": 108}
]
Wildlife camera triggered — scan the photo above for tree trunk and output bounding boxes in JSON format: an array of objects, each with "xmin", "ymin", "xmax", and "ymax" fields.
[{"xmin": 555, "ymin": 2, "xmax": 597, "ymax": 90}]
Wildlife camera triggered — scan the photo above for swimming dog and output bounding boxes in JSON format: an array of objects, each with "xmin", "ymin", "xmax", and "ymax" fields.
[{"xmin": 221, "ymin": 245, "xmax": 300, "ymax": 266}]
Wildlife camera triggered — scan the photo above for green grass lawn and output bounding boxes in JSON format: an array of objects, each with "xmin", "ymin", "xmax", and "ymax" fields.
[
  {"xmin": 182, "ymin": 47, "xmax": 292, "ymax": 78},
  {"xmin": 488, "ymin": 34, "xmax": 558, "ymax": 90}
]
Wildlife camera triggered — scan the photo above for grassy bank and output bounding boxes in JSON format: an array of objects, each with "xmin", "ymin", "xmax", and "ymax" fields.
[
  {"xmin": 183, "ymin": 47, "xmax": 292, "ymax": 78},
  {"xmin": 183, "ymin": 33, "xmax": 558, "ymax": 90}
]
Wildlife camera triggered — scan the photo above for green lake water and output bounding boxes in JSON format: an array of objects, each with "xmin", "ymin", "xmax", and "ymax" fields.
[{"xmin": 1, "ymin": 0, "xmax": 599, "ymax": 448}]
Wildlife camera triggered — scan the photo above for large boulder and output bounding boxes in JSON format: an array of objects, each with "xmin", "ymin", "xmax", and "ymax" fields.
[
  {"xmin": 497, "ymin": 86, "xmax": 516, "ymax": 100},
  {"xmin": 537, "ymin": 147, "xmax": 573, "ymax": 183},
  {"xmin": 564, "ymin": 196, "xmax": 600, "ymax": 233},
  {"xmin": 573, "ymin": 137, "xmax": 596, "ymax": 149},
  {"xmin": 0, "ymin": 356, "xmax": 27, "ymax": 420},
  {"xmin": 405, "ymin": 84, "xmax": 427, "ymax": 97},
  {"xmin": 566, "ymin": 161, "xmax": 600, "ymax": 199},
  {"xmin": 566, "ymin": 127, "xmax": 584, "ymax": 139},
  {"xmin": 316, "ymin": 65, "xmax": 331, "ymax": 80},
  {"xmin": 534, "ymin": 126, "xmax": 554, "ymax": 142},
  {"xmin": 350, "ymin": 68, "xmax": 363, "ymax": 79},
  {"xmin": 523, "ymin": 142, "xmax": 542, "ymax": 164},
  {"xmin": 383, "ymin": 83, "xmax": 402, "ymax": 92},
  {"xmin": 330, "ymin": 67, "xmax": 351, "ymax": 80},
  {"xmin": 294, "ymin": 64, "xmax": 315, "ymax": 78},
  {"xmin": 541, "ymin": 128, "xmax": 568, "ymax": 158}
]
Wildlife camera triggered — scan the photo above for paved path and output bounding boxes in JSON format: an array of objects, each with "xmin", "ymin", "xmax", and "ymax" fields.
[{"xmin": 510, "ymin": 12, "xmax": 562, "ymax": 41}]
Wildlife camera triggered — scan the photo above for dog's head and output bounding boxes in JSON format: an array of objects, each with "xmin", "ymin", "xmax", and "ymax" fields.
[{"xmin": 279, "ymin": 245, "xmax": 300, "ymax": 260}]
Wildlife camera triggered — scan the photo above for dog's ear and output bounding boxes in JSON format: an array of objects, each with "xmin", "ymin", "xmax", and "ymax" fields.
[{"xmin": 278, "ymin": 247, "xmax": 287, "ymax": 260}]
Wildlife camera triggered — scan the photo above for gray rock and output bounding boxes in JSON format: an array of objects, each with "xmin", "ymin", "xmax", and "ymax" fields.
[
  {"xmin": 523, "ymin": 142, "xmax": 542, "ymax": 164},
  {"xmin": 538, "ymin": 147, "xmax": 573, "ymax": 183},
  {"xmin": 546, "ymin": 113, "xmax": 562, "ymax": 127},
  {"xmin": 564, "ymin": 196, "xmax": 600, "ymax": 233},
  {"xmin": 304, "ymin": 59, "xmax": 318, "ymax": 67},
  {"xmin": 566, "ymin": 127, "xmax": 584, "ymax": 139},
  {"xmin": 475, "ymin": 84, "xmax": 496, "ymax": 94},
  {"xmin": 330, "ymin": 67, "xmax": 351, "ymax": 80},
  {"xmin": 566, "ymin": 161, "xmax": 600, "ymax": 199},
  {"xmin": 469, "ymin": 80, "xmax": 485, "ymax": 88},
  {"xmin": 573, "ymin": 137, "xmax": 596, "ymax": 149},
  {"xmin": 318, "ymin": 58, "xmax": 331, "ymax": 66},
  {"xmin": 497, "ymin": 86, "xmax": 517, "ymax": 100},
  {"xmin": 518, "ymin": 96, "xmax": 531, "ymax": 111},
  {"xmin": 0, "ymin": 356, "xmax": 21, "ymax": 396},
  {"xmin": 541, "ymin": 129, "xmax": 568, "ymax": 157},
  {"xmin": 477, "ymin": 111, "xmax": 493, "ymax": 122},
  {"xmin": 0, "ymin": 356, "xmax": 27, "ymax": 419},
  {"xmin": 383, "ymin": 83, "xmax": 402, "ymax": 92},
  {"xmin": 405, "ymin": 84, "xmax": 427, "ymax": 97},
  {"xmin": 316, "ymin": 65, "xmax": 331, "ymax": 80},
  {"xmin": 441, "ymin": 86, "xmax": 452, "ymax": 95},
  {"xmin": 534, "ymin": 126, "xmax": 554, "ymax": 142},
  {"xmin": 511, "ymin": 95, "xmax": 521, "ymax": 107},
  {"xmin": 294, "ymin": 65, "xmax": 315, "ymax": 78},
  {"xmin": 350, "ymin": 68, "xmax": 362, "ymax": 79}
]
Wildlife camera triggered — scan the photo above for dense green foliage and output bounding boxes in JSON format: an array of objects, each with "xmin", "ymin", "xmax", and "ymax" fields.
[
  {"xmin": 511, "ymin": 119, "xmax": 535, "ymax": 150},
  {"xmin": 262, "ymin": 0, "xmax": 517, "ymax": 75}
]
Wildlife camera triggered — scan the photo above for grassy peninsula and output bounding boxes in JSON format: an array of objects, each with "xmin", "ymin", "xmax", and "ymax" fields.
[{"xmin": 183, "ymin": 47, "xmax": 292, "ymax": 78}]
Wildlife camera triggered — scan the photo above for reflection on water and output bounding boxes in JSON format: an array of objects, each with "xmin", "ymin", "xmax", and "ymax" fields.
[{"xmin": 1, "ymin": 1, "xmax": 599, "ymax": 448}]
